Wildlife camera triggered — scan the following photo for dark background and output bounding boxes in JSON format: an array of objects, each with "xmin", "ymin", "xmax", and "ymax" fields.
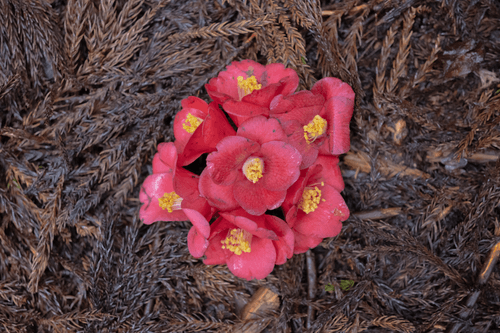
[{"xmin": 0, "ymin": 0, "xmax": 499, "ymax": 332}]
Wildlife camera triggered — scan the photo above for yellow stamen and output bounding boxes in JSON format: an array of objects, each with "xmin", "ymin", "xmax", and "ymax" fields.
[
  {"xmin": 221, "ymin": 229, "xmax": 252, "ymax": 255},
  {"xmin": 237, "ymin": 75, "xmax": 262, "ymax": 100},
  {"xmin": 158, "ymin": 191, "xmax": 182, "ymax": 212},
  {"xmin": 303, "ymin": 115, "xmax": 328, "ymax": 143},
  {"xmin": 182, "ymin": 113, "xmax": 203, "ymax": 134},
  {"xmin": 298, "ymin": 186, "xmax": 322, "ymax": 214},
  {"xmin": 242, "ymin": 157, "xmax": 264, "ymax": 183}
]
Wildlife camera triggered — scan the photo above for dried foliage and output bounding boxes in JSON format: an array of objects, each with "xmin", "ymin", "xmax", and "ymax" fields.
[{"xmin": 1, "ymin": 0, "xmax": 500, "ymax": 332}]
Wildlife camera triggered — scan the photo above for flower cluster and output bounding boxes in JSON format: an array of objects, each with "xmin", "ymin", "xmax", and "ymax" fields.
[{"xmin": 140, "ymin": 60, "xmax": 353, "ymax": 280}]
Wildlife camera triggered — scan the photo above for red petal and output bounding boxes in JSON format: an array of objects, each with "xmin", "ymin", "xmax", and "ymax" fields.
[
  {"xmin": 284, "ymin": 205, "xmax": 298, "ymax": 228},
  {"xmin": 203, "ymin": 232, "xmax": 227, "ymax": 265},
  {"xmin": 172, "ymin": 169, "xmax": 212, "ymax": 220},
  {"xmin": 233, "ymin": 179, "xmax": 286, "ymax": 216},
  {"xmin": 202, "ymin": 102, "xmax": 236, "ymax": 145},
  {"xmin": 205, "ymin": 79, "xmax": 234, "ymax": 105},
  {"xmin": 259, "ymin": 64, "xmax": 299, "ymax": 95},
  {"xmin": 182, "ymin": 196, "xmax": 212, "ymax": 221},
  {"xmin": 226, "ymin": 237, "xmax": 276, "ymax": 280},
  {"xmin": 205, "ymin": 60, "xmax": 265, "ymax": 104},
  {"xmin": 206, "ymin": 136, "xmax": 260, "ymax": 186},
  {"xmin": 241, "ymin": 83, "xmax": 280, "ymax": 107},
  {"xmin": 174, "ymin": 106, "xmax": 208, "ymax": 154},
  {"xmin": 177, "ymin": 103, "xmax": 236, "ymax": 166},
  {"xmin": 187, "ymin": 226, "xmax": 209, "ymax": 258},
  {"xmin": 239, "ymin": 218, "xmax": 277, "ymax": 240},
  {"xmin": 293, "ymin": 232, "xmax": 323, "ymax": 254},
  {"xmin": 284, "ymin": 163, "xmax": 339, "ymax": 220},
  {"xmin": 220, "ymin": 210, "xmax": 256, "ymax": 228},
  {"xmin": 173, "ymin": 168, "xmax": 199, "ymax": 198},
  {"xmin": 139, "ymin": 173, "xmax": 186, "ymax": 224},
  {"xmin": 222, "ymin": 99, "xmax": 268, "ymax": 118},
  {"xmin": 177, "ymin": 127, "xmax": 210, "ymax": 166},
  {"xmin": 320, "ymin": 96, "xmax": 354, "ymax": 155},
  {"xmin": 283, "ymin": 166, "xmax": 321, "ymax": 210},
  {"xmin": 181, "ymin": 96, "xmax": 209, "ymax": 111},
  {"xmin": 274, "ymin": 103, "xmax": 324, "ymax": 125},
  {"xmin": 152, "ymin": 142, "xmax": 177, "ymax": 174},
  {"xmin": 270, "ymin": 91, "xmax": 324, "ymax": 115},
  {"xmin": 260, "ymin": 141, "xmax": 302, "ymax": 191},
  {"xmin": 220, "ymin": 210, "xmax": 277, "ymax": 240},
  {"xmin": 237, "ymin": 217, "xmax": 277, "ymax": 240},
  {"xmin": 279, "ymin": 121, "xmax": 319, "ymax": 169},
  {"xmin": 228, "ymin": 113, "xmax": 251, "ymax": 128},
  {"xmin": 237, "ymin": 116, "xmax": 286, "ymax": 145},
  {"xmin": 199, "ymin": 167, "xmax": 239, "ymax": 211},
  {"xmin": 265, "ymin": 215, "xmax": 294, "ymax": 265},
  {"xmin": 293, "ymin": 185, "xmax": 348, "ymax": 238},
  {"xmin": 310, "ymin": 155, "xmax": 344, "ymax": 192},
  {"xmin": 182, "ymin": 208, "xmax": 210, "ymax": 239},
  {"xmin": 311, "ymin": 77, "xmax": 355, "ymax": 102},
  {"xmin": 231, "ymin": 59, "xmax": 266, "ymax": 78},
  {"xmin": 209, "ymin": 216, "xmax": 234, "ymax": 237}
]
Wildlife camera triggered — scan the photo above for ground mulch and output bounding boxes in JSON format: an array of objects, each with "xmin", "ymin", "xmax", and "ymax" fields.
[{"xmin": 1, "ymin": 0, "xmax": 500, "ymax": 332}]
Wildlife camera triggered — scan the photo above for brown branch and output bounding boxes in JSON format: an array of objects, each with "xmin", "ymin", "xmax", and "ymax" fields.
[
  {"xmin": 354, "ymin": 208, "xmax": 402, "ymax": 220},
  {"xmin": 241, "ymin": 287, "xmax": 280, "ymax": 321},
  {"xmin": 343, "ymin": 151, "xmax": 430, "ymax": 179},
  {"xmin": 305, "ymin": 250, "xmax": 316, "ymax": 329}
]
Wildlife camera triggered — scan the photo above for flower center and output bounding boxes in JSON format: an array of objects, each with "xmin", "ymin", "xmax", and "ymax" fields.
[
  {"xmin": 303, "ymin": 115, "xmax": 327, "ymax": 144},
  {"xmin": 182, "ymin": 113, "xmax": 203, "ymax": 134},
  {"xmin": 237, "ymin": 75, "xmax": 262, "ymax": 100},
  {"xmin": 242, "ymin": 157, "xmax": 264, "ymax": 183},
  {"xmin": 158, "ymin": 191, "xmax": 183, "ymax": 212},
  {"xmin": 298, "ymin": 184, "xmax": 324, "ymax": 214},
  {"xmin": 221, "ymin": 228, "xmax": 252, "ymax": 255}
]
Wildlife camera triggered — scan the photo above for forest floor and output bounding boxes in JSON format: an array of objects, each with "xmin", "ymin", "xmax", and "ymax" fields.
[{"xmin": 1, "ymin": 0, "xmax": 500, "ymax": 332}]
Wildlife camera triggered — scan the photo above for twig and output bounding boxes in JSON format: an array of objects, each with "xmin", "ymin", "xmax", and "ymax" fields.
[
  {"xmin": 422, "ymin": 205, "xmax": 452, "ymax": 228},
  {"xmin": 241, "ymin": 287, "xmax": 280, "ymax": 321},
  {"xmin": 478, "ymin": 241, "xmax": 500, "ymax": 286},
  {"xmin": 305, "ymin": 250, "xmax": 316, "ymax": 329},
  {"xmin": 447, "ymin": 241, "xmax": 500, "ymax": 333},
  {"xmin": 354, "ymin": 208, "xmax": 402, "ymax": 220},
  {"xmin": 344, "ymin": 151, "xmax": 430, "ymax": 179}
]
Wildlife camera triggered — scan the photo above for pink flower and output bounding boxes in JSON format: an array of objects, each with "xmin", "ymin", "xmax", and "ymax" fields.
[
  {"xmin": 174, "ymin": 99, "xmax": 235, "ymax": 166},
  {"xmin": 139, "ymin": 142, "xmax": 212, "ymax": 225},
  {"xmin": 200, "ymin": 116, "xmax": 302, "ymax": 215},
  {"xmin": 205, "ymin": 60, "xmax": 299, "ymax": 126},
  {"xmin": 282, "ymin": 160, "xmax": 349, "ymax": 254},
  {"xmin": 271, "ymin": 78, "xmax": 355, "ymax": 168},
  {"xmin": 203, "ymin": 208, "xmax": 294, "ymax": 280}
]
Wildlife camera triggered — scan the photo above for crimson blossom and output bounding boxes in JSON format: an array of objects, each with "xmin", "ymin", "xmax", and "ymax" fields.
[
  {"xmin": 139, "ymin": 59, "xmax": 355, "ymax": 280},
  {"xmin": 199, "ymin": 116, "xmax": 302, "ymax": 215},
  {"xmin": 282, "ymin": 155, "xmax": 349, "ymax": 253},
  {"xmin": 139, "ymin": 142, "xmax": 213, "ymax": 257},
  {"xmin": 173, "ymin": 98, "xmax": 235, "ymax": 166},
  {"xmin": 271, "ymin": 77, "xmax": 355, "ymax": 169},
  {"xmin": 205, "ymin": 59, "xmax": 299, "ymax": 126},
  {"xmin": 202, "ymin": 209, "xmax": 294, "ymax": 280}
]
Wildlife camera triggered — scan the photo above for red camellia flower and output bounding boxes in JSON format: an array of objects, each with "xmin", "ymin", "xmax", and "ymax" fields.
[
  {"xmin": 139, "ymin": 61, "xmax": 354, "ymax": 280},
  {"xmin": 200, "ymin": 116, "xmax": 302, "ymax": 215},
  {"xmin": 139, "ymin": 142, "xmax": 212, "ymax": 225},
  {"xmin": 271, "ymin": 77, "xmax": 355, "ymax": 168},
  {"xmin": 202, "ymin": 208, "xmax": 294, "ymax": 280},
  {"xmin": 205, "ymin": 59, "xmax": 299, "ymax": 126},
  {"xmin": 282, "ymin": 158, "xmax": 349, "ymax": 254},
  {"xmin": 174, "ymin": 99, "xmax": 235, "ymax": 166}
]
